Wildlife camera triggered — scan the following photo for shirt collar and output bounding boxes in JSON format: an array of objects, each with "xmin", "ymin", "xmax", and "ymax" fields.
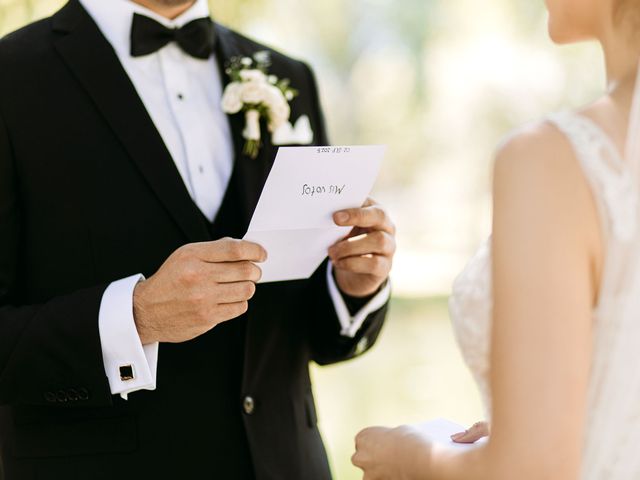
[{"xmin": 78, "ymin": 0, "xmax": 211, "ymax": 58}]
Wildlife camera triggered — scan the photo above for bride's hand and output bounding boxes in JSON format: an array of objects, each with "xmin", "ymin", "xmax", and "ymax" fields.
[
  {"xmin": 451, "ymin": 421, "xmax": 490, "ymax": 444},
  {"xmin": 352, "ymin": 425, "xmax": 433, "ymax": 479}
]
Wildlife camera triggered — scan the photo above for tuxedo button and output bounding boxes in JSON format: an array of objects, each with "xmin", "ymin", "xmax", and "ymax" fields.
[
  {"xmin": 243, "ymin": 396, "xmax": 255, "ymax": 415},
  {"xmin": 44, "ymin": 392, "xmax": 57, "ymax": 403}
]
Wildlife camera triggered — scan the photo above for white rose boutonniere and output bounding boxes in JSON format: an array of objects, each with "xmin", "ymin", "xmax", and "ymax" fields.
[{"xmin": 222, "ymin": 51, "xmax": 309, "ymax": 159}]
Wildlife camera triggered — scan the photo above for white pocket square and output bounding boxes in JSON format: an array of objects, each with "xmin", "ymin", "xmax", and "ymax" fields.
[{"xmin": 272, "ymin": 115, "xmax": 314, "ymax": 146}]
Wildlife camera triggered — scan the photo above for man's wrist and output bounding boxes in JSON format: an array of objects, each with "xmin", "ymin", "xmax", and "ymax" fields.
[
  {"xmin": 133, "ymin": 280, "xmax": 157, "ymax": 345},
  {"xmin": 333, "ymin": 269, "xmax": 386, "ymax": 298},
  {"xmin": 333, "ymin": 270, "xmax": 387, "ymax": 316}
]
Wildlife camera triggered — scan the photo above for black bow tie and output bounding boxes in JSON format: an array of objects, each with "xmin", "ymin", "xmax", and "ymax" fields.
[{"xmin": 130, "ymin": 13, "xmax": 216, "ymax": 60}]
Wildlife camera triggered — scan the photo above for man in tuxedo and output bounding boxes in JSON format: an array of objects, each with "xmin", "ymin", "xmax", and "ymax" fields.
[{"xmin": 0, "ymin": 0, "xmax": 396, "ymax": 479}]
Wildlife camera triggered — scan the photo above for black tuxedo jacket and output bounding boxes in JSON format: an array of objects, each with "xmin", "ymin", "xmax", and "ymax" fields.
[{"xmin": 0, "ymin": 2, "xmax": 388, "ymax": 479}]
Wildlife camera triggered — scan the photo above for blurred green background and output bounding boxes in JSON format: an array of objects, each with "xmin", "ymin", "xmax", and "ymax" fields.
[{"xmin": 0, "ymin": 0, "xmax": 604, "ymax": 478}]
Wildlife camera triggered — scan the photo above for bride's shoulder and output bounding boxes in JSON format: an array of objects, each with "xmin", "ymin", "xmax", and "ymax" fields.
[
  {"xmin": 493, "ymin": 118, "xmax": 578, "ymax": 187},
  {"xmin": 492, "ymin": 117, "xmax": 602, "ymax": 253},
  {"xmin": 491, "ymin": 114, "xmax": 603, "ymax": 237},
  {"xmin": 494, "ymin": 96, "xmax": 624, "ymax": 184}
]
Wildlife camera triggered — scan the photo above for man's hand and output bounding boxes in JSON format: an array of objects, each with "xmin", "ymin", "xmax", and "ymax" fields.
[
  {"xmin": 329, "ymin": 198, "xmax": 396, "ymax": 298},
  {"xmin": 133, "ymin": 238, "xmax": 267, "ymax": 344}
]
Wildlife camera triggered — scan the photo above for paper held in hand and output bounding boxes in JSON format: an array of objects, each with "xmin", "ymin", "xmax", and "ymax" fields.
[{"xmin": 243, "ymin": 145, "xmax": 386, "ymax": 283}]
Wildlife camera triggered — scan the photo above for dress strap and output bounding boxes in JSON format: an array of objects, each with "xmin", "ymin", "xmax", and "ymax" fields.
[{"xmin": 547, "ymin": 112, "xmax": 638, "ymax": 242}]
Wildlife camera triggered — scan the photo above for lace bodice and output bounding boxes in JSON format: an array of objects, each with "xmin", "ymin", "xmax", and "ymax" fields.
[{"xmin": 449, "ymin": 111, "xmax": 640, "ymax": 478}]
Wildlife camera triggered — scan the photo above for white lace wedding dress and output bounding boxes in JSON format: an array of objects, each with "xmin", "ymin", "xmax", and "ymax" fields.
[{"xmin": 449, "ymin": 108, "xmax": 640, "ymax": 478}]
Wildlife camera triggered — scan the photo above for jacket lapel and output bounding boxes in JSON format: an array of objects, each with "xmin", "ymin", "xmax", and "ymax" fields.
[
  {"xmin": 213, "ymin": 24, "xmax": 278, "ymax": 234},
  {"xmin": 51, "ymin": 0, "xmax": 210, "ymax": 243}
]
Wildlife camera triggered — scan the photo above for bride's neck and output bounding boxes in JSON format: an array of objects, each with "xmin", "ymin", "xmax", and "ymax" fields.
[{"xmin": 600, "ymin": 25, "xmax": 640, "ymax": 91}]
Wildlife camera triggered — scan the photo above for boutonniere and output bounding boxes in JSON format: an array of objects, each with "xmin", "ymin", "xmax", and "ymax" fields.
[{"xmin": 221, "ymin": 51, "xmax": 314, "ymax": 159}]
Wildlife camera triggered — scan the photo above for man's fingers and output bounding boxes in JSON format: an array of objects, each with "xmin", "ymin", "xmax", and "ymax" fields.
[
  {"xmin": 212, "ymin": 238, "xmax": 267, "ymax": 263},
  {"xmin": 195, "ymin": 301, "xmax": 250, "ymax": 334},
  {"xmin": 334, "ymin": 254, "xmax": 392, "ymax": 278},
  {"xmin": 451, "ymin": 421, "xmax": 490, "ymax": 444},
  {"xmin": 216, "ymin": 281, "xmax": 257, "ymax": 304},
  {"xmin": 216, "ymin": 301, "xmax": 250, "ymax": 322},
  {"xmin": 207, "ymin": 261, "xmax": 262, "ymax": 283},
  {"xmin": 329, "ymin": 231, "xmax": 396, "ymax": 261},
  {"xmin": 333, "ymin": 205, "xmax": 395, "ymax": 234},
  {"xmin": 186, "ymin": 238, "xmax": 268, "ymax": 263}
]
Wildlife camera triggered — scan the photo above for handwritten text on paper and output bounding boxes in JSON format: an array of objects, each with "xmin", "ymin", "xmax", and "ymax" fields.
[{"xmin": 301, "ymin": 184, "xmax": 346, "ymax": 196}]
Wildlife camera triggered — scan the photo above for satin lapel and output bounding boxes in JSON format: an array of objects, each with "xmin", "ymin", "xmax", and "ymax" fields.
[
  {"xmin": 52, "ymin": 0, "xmax": 210, "ymax": 243},
  {"xmin": 213, "ymin": 23, "xmax": 277, "ymax": 234}
]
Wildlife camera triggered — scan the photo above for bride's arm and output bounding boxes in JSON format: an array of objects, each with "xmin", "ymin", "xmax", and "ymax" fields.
[
  {"xmin": 433, "ymin": 123, "xmax": 601, "ymax": 480},
  {"xmin": 353, "ymin": 123, "xmax": 601, "ymax": 480}
]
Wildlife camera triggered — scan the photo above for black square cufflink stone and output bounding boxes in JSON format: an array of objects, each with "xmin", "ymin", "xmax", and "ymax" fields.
[{"xmin": 119, "ymin": 365, "xmax": 135, "ymax": 382}]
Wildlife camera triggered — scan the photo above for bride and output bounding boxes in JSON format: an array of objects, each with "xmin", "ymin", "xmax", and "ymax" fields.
[{"xmin": 352, "ymin": 0, "xmax": 640, "ymax": 479}]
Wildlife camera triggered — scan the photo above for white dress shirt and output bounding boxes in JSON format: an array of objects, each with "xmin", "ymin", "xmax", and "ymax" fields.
[{"xmin": 83, "ymin": 0, "xmax": 391, "ymax": 399}]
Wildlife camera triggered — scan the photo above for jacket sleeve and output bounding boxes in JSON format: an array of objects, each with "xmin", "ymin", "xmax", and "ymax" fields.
[
  {"xmin": 303, "ymin": 260, "xmax": 389, "ymax": 366},
  {"xmin": 0, "ymin": 111, "xmax": 113, "ymax": 408},
  {"xmin": 296, "ymin": 62, "xmax": 390, "ymax": 365}
]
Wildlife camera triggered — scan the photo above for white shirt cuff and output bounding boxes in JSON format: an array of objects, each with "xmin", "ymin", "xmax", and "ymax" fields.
[
  {"xmin": 326, "ymin": 261, "xmax": 391, "ymax": 338},
  {"xmin": 98, "ymin": 274, "xmax": 159, "ymax": 400}
]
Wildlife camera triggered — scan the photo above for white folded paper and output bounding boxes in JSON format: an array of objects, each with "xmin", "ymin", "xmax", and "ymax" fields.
[
  {"xmin": 415, "ymin": 418, "xmax": 487, "ymax": 451},
  {"xmin": 244, "ymin": 145, "xmax": 385, "ymax": 283}
]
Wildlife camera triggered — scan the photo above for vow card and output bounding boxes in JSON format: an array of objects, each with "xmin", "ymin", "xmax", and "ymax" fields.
[{"xmin": 244, "ymin": 145, "xmax": 385, "ymax": 283}]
